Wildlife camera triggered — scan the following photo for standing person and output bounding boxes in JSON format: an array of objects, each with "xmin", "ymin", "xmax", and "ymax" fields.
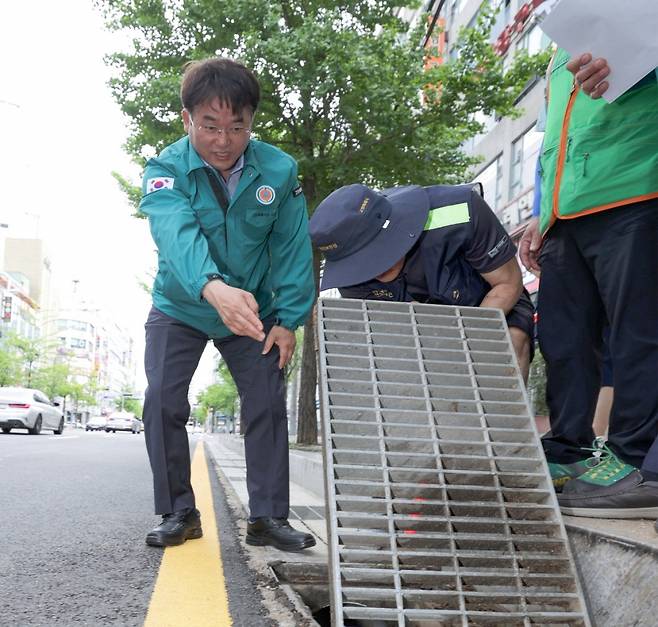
[
  {"xmin": 520, "ymin": 50, "xmax": 658, "ymax": 518},
  {"xmin": 532, "ymin": 140, "xmax": 612, "ymax": 442},
  {"xmin": 308, "ymin": 183, "xmax": 534, "ymax": 381},
  {"xmin": 140, "ymin": 57, "xmax": 316, "ymax": 551}
]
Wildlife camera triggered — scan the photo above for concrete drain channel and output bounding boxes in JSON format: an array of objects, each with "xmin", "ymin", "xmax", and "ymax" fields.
[{"xmin": 310, "ymin": 298, "xmax": 591, "ymax": 626}]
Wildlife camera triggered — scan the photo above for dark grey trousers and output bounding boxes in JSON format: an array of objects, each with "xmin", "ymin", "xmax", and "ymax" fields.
[{"xmin": 143, "ymin": 307, "xmax": 290, "ymax": 517}]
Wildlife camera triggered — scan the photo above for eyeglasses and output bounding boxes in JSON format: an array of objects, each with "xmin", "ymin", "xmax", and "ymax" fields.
[{"xmin": 190, "ymin": 118, "xmax": 251, "ymax": 138}]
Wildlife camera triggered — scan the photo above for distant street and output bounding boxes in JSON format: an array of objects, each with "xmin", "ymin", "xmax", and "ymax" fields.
[{"xmin": 0, "ymin": 429, "xmax": 271, "ymax": 626}]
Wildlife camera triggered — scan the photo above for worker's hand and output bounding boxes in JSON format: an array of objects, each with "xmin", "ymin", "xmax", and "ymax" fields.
[
  {"xmin": 202, "ymin": 280, "xmax": 265, "ymax": 341},
  {"xmin": 567, "ymin": 53, "xmax": 610, "ymax": 99},
  {"xmin": 519, "ymin": 217, "xmax": 543, "ymax": 274},
  {"xmin": 262, "ymin": 326, "xmax": 296, "ymax": 369}
]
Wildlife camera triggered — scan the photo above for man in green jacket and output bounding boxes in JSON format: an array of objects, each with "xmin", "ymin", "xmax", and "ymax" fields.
[
  {"xmin": 140, "ymin": 58, "xmax": 316, "ymax": 551},
  {"xmin": 520, "ymin": 50, "xmax": 658, "ymax": 520}
]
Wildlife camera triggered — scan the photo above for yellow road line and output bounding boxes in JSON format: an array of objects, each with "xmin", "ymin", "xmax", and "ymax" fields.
[{"xmin": 144, "ymin": 443, "xmax": 232, "ymax": 627}]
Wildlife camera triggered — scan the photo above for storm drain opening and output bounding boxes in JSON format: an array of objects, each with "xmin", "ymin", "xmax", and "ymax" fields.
[
  {"xmin": 317, "ymin": 298, "xmax": 591, "ymax": 627},
  {"xmin": 270, "ymin": 561, "xmax": 387, "ymax": 627}
]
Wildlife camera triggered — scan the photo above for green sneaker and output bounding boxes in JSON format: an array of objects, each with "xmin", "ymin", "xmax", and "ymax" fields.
[
  {"xmin": 548, "ymin": 459, "xmax": 596, "ymax": 492},
  {"xmin": 547, "ymin": 437, "xmax": 608, "ymax": 492},
  {"xmin": 569, "ymin": 446, "xmax": 636, "ymax": 487},
  {"xmin": 557, "ymin": 445, "xmax": 658, "ymax": 518}
]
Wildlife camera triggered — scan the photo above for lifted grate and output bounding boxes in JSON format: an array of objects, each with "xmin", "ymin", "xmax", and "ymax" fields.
[{"xmin": 317, "ymin": 298, "xmax": 590, "ymax": 627}]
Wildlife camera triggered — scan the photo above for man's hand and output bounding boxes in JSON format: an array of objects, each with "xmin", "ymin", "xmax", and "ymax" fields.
[
  {"xmin": 519, "ymin": 217, "xmax": 542, "ymax": 274},
  {"xmin": 567, "ymin": 53, "xmax": 610, "ymax": 99},
  {"xmin": 202, "ymin": 280, "xmax": 265, "ymax": 341},
  {"xmin": 262, "ymin": 326, "xmax": 296, "ymax": 369}
]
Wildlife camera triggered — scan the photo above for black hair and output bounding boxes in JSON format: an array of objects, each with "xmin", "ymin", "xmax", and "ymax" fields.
[{"xmin": 180, "ymin": 57, "xmax": 260, "ymax": 115}]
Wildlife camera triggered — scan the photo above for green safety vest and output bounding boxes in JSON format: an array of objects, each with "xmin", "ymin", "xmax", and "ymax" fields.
[{"xmin": 539, "ymin": 48, "xmax": 658, "ymax": 235}]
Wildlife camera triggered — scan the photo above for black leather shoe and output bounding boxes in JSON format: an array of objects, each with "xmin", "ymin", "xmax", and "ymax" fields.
[
  {"xmin": 246, "ymin": 517, "xmax": 316, "ymax": 552},
  {"xmin": 146, "ymin": 507, "xmax": 203, "ymax": 547}
]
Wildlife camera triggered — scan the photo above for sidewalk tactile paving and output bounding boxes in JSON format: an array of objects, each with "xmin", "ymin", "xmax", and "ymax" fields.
[{"xmin": 317, "ymin": 298, "xmax": 591, "ymax": 627}]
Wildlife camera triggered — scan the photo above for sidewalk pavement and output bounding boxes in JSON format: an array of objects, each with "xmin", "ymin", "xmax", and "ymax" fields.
[{"xmin": 203, "ymin": 433, "xmax": 328, "ymax": 565}]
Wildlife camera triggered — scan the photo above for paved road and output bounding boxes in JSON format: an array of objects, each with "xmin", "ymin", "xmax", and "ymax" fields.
[{"xmin": 0, "ymin": 428, "xmax": 272, "ymax": 626}]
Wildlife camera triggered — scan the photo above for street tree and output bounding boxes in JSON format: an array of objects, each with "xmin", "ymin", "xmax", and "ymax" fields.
[
  {"xmin": 197, "ymin": 361, "xmax": 239, "ymax": 421},
  {"xmin": 0, "ymin": 345, "xmax": 23, "ymax": 387},
  {"xmin": 113, "ymin": 386, "xmax": 144, "ymax": 417},
  {"xmin": 97, "ymin": 0, "xmax": 549, "ymax": 443},
  {"xmin": 3, "ymin": 333, "xmax": 57, "ymax": 388},
  {"xmin": 121, "ymin": 397, "xmax": 144, "ymax": 417},
  {"xmin": 31, "ymin": 363, "xmax": 73, "ymax": 400}
]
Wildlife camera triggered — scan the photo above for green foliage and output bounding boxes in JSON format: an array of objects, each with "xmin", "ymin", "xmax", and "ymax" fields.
[
  {"xmin": 0, "ymin": 347, "xmax": 22, "ymax": 387},
  {"xmin": 197, "ymin": 360, "xmax": 239, "ymax": 417},
  {"xmin": 96, "ymin": 0, "xmax": 549, "ymax": 207},
  {"xmin": 285, "ymin": 327, "xmax": 304, "ymax": 383},
  {"xmin": 112, "ymin": 171, "xmax": 144, "ymax": 216},
  {"xmin": 121, "ymin": 397, "xmax": 144, "ymax": 417},
  {"xmin": 191, "ymin": 404, "xmax": 207, "ymax": 424},
  {"xmin": 2, "ymin": 333, "xmax": 56, "ymax": 388},
  {"xmin": 31, "ymin": 363, "xmax": 73, "ymax": 400}
]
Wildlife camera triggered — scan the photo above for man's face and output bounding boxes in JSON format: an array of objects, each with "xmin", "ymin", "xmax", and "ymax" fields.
[{"xmin": 182, "ymin": 98, "xmax": 253, "ymax": 176}]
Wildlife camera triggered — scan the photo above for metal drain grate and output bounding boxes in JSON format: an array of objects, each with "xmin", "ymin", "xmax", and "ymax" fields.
[{"xmin": 317, "ymin": 298, "xmax": 590, "ymax": 627}]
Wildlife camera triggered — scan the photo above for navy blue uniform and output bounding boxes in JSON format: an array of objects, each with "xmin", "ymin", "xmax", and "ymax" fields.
[{"xmin": 340, "ymin": 185, "xmax": 534, "ymax": 343}]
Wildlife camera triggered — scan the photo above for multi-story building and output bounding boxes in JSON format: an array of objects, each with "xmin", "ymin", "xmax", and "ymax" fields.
[
  {"xmin": 399, "ymin": 0, "xmax": 554, "ymax": 296},
  {"xmin": 3, "ymin": 237, "xmax": 54, "ymax": 314},
  {"xmin": 54, "ymin": 305, "xmax": 136, "ymax": 413},
  {"xmin": 0, "ymin": 271, "xmax": 39, "ymax": 341}
]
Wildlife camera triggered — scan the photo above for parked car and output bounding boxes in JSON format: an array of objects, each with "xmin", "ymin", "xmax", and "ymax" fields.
[
  {"xmin": 105, "ymin": 411, "xmax": 142, "ymax": 434},
  {"xmin": 0, "ymin": 387, "xmax": 64, "ymax": 435},
  {"xmin": 85, "ymin": 415, "xmax": 107, "ymax": 432}
]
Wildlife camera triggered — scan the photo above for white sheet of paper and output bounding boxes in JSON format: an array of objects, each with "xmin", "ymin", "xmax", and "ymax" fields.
[{"xmin": 539, "ymin": 0, "xmax": 658, "ymax": 102}]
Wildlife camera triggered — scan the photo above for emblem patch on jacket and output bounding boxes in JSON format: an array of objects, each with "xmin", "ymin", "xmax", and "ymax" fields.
[
  {"xmin": 146, "ymin": 177, "xmax": 174, "ymax": 193},
  {"xmin": 256, "ymin": 185, "xmax": 276, "ymax": 205}
]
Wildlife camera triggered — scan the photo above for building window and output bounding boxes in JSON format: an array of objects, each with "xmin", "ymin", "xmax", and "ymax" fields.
[
  {"xmin": 490, "ymin": 0, "xmax": 512, "ymax": 43},
  {"xmin": 517, "ymin": 24, "xmax": 551, "ymax": 56},
  {"xmin": 70, "ymin": 337, "xmax": 87, "ymax": 350},
  {"xmin": 509, "ymin": 125, "xmax": 543, "ymax": 200},
  {"xmin": 473, "ymin": 155, "xmax": 503, "ymax": 213}
]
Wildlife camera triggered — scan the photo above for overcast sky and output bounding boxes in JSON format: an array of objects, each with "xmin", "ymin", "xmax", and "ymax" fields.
[{"xmin": 0, "ymin": 0, "xmax": 216, "ymax": 394}]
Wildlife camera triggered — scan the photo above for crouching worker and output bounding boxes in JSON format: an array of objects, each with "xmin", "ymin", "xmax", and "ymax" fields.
[{"xmin": 309, "ymin": 184, "xmax": 533, "ymax": 381}]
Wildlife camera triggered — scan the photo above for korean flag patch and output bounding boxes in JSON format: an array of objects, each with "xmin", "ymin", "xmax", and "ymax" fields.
[{"xmin": 146, "ymin": 177, "xmax": 175, "ymax": 194}]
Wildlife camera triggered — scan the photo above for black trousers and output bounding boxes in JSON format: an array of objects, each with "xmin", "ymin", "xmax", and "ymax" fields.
[
  {"xmin": 538, "ymin": 199, "xmax": 658, "ymax": 471},
  {"xmin": 143, "ymin": 307, "xmax": 290, "ymax": 517}
]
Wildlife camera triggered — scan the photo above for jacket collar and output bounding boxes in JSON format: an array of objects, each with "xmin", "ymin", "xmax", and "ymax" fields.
[{"xmin": 186, "ymin": 137, "xmax": 262, "ymax": 178}]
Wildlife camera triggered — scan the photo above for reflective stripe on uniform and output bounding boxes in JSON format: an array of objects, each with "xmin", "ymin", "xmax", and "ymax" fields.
[{"xmin": 423, "ymin": 202, "xmax": 470, "ymax": 231}]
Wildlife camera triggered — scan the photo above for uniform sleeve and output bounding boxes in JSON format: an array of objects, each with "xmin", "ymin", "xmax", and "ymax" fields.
[
  {"xmin": 268, "ymin": 163, "xmax": 315, "ymax": 330},
  {"xmin": 464, "ymin": 191, "xmax": 517, "ymax": 274},
  {"xmin": 140, "ymin": 160, "xmax": 225, "ymax": 301}
]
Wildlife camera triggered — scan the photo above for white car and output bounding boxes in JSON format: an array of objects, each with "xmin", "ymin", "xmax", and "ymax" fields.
[
  {"xmin": 0, "ymin": 387, "xmax": 64, "ymax": 435},
  {"xmin": 85, "ymin": 415, "xmax": 107, "ymax": 431},
  {"xmin": 105, "ymin": 411, "xmax": 142, "ymax": 434}
]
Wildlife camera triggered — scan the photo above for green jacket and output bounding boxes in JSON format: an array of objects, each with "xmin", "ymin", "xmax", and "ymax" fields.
[
  {"xmin": 539, "ymin": 48, "xmax": 658, "ymax": 234},
  {"xmin": 140, "ymin": 136, "xmax": 315, "ymax": 338}
]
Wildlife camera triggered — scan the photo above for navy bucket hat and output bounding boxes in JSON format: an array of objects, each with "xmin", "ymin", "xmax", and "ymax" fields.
[{"xmin": 309, "ymin": 184, "xmax": 430, "ymax": 290}]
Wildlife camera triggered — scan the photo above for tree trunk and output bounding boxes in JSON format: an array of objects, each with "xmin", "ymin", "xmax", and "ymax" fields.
[{"xmin": 297, "ymin": 247, "xmax": 322, "ymax": 445}]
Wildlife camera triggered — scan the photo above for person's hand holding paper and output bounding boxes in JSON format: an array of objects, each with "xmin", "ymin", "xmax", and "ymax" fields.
[
  {"xmin": 567, "ymin": 53, "xmax": 610, "ymax": 100},
  {"xmin": 540, "ymin": 0, "xmax": 658, "ymax": 103}
]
